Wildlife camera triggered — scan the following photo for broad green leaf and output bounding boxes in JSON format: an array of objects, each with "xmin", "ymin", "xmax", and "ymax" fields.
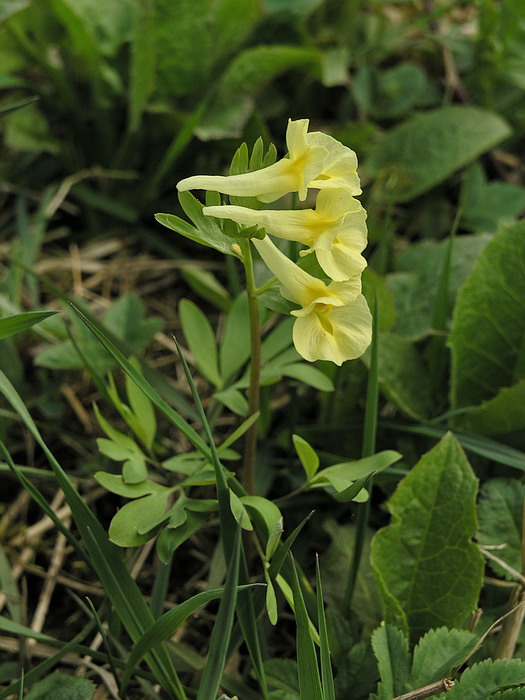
[
  {"xmin": 104, "ymin": 294, "xmax": 164, "ymax": 352},
  {"xmin": 229, "ymin": 490, "xmax": 253, "ymax": 531},
  {"xmin": 25, "ymin": 671, "xmax": 95, "ymax": 700},
  {"xmin": 461, "ymin": 163, "xmax": 525, "ymax": 233},
  {"xmin": 462, "ymin": 379, "xmax": 525, "ymax": 436},
  {"xmin": 477, "ymin": 478, "xmax": 525, "ymax": 580},
  {"xmin": 261, "ymin": 318, "xmax": 295, "ymax": 363},
  {"xmin": 363, "ymin": 332, "xmax": 433, "ymax": 420},
  {"xmin": 220, "ymin": 293, "xmax": 251, "ymax": 382},
  {"xmin": 408, "ymin": 627, "xmax": 477, "ymax": 689},
  {"xmin": 292, "ymin": 435, "xmax": 320, "ymax": 481},
  {"xmin": 0, "ymin": 311, "xmax": 56, "ymax": 339},
  {"xmin": 196, "ymin": 46, "xmax": 321, "ymax": 140},
  {"xmin": 154, "ymin": 0, "xmax": 260, "ymax": 98},
  {"xmin": 371, "ymin": 433, "xmax": 484, "ymax": 640},
  {"xmin": 450, "ymin": 221, "xmax": 525, "ymax": 409},
  {"xmin": 179, "ymin": 299, "xmax": 221, "ymax": 388},
  {"xmin": 444, "ymin": 659, "xmax": 525, "ymax": 700},
  {"xmin": 366, "ymin": 106, "xmax": 511, "ymax": 202},
  {"xmin": 371, "ymin": 624, "xmax": 409, "ymax": 700},
  {"xmin": 109, "ymin": 492, "xmax": 170, "ymax": 546},
  {"xmin": 388, "ymin": 234, "xmax": 491, "ymax": 340}
]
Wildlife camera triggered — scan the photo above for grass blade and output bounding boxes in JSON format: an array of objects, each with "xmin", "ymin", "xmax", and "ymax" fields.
[
  {"xmin": 197, "ymin": 525, "xmax": 242, "ymax": 700},
  {"xmin": 383, "ymin": 421, "xmax": 525, "ymax": 471},
  {"xmin": 316, "ymin": 557, "xmax": 336, "ymax": 700},
  {"xmin": 291, "ymin": 555, "xmax": 323, "ymax": 700},
  {"xmin": 0, "ymin": 371, "xmax": 184, "ymax": 698},
  {"xmin": 69, "ymin": 304, "xmax": 210, "ymax": 459},
  {"xmin": 0, "ymin": 311, "xmax": 57, "ymax": 340},
  {"xmin": 121, "ymin": 582, "xmax": 261, "ymax": 695},
  {"xmin": 174, "ymin": 338, "xmax": 269, "ymax": 698}
]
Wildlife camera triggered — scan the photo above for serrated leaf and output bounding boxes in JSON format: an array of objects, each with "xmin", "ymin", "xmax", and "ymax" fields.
[
  {"xmin": 450, "ymin": 221, "xmax": 525, "ymax": 410},
  {"xmin": 409, "ymin": 627, "xmax": 477, "ymax": 689},
  {"xmin": 477, "ymin": 478, "xmax": 525, "ymax": 579},
  {"xmin": 25, "ymin": 671, "xmax": 95, "ymax": 700},
  {"xmin": 371, "ymin": 433, "xmax": 484, "ymax": 640},
  {"xmin": 371, "ymin": 624, "xmax": 409, "ymax": 700},
  {"xmin": 292, "ymin": 435, "xmax": 320, "ymax": 481},
  {"xmin": 179, "ymin": 299, "xmax": 221, "ymax": 388},
  {"xmin": 445, "ymin": 659, "xmax": 525, "ymax": 700},
  {"xmin": 366, "ymin": 106, "xmax": 511, "ymax": 202}
]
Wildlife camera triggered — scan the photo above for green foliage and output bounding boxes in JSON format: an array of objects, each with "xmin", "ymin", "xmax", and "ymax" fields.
[
  {"xmin": 477, "ymin": 477, "xmax": 525, "ymax": 579},
  {"xmin": 371, "ymin": 433, "xmax": 484, "ymax": 639},
  {"xmin": 450, "ymin": 221, "xmax": 525, "ymax": 435},
  {"xmin": 24, "ymin": 671, "xmax": 95, "ymax": 700},
  {"xmin": 367, "ymin": 106, "xmax": 511, "ymax": 202},
  {"xmin": 445, "ymin": 659, "xmax": 525, "ymax": 700}
]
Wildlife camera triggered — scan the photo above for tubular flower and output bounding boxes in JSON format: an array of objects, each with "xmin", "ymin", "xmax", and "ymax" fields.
[
  {"xmin": 252, "ymin": 236, "xmax": 372, "ymax": 365},
  {"xmin": 177, "ymin": 119, "xmax": 361, "ymax": 203},
  {"xmin": 204, "ymin": 189, "xmax": 367, "ymax": 281}
]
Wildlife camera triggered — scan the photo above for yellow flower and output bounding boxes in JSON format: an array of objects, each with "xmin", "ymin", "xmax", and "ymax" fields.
[
  {"xmin": 204, "ymin": 189, "xmax": 367, "ymax": 281},
  {"xmin": 252, "ymin": 236, "xmax": 371, "ymax": 365},
  {"xmin": 177, "ymin": 119, "xmax": 361, "ymax": 203}
]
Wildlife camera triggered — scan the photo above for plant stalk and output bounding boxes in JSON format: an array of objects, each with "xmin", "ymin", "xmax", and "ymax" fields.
[{"xmin": 241, "ymin": 240, "xmax": 261, "ymax": 495}]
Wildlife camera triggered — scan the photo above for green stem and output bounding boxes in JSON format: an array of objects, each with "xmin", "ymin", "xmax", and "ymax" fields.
[
  {"xmin": 241, "ymin": 240, "xmax": 261, "ymax": 495},
  {"xmin": 343, "ymin": 297, "xmax": 379, "ymax": 615}
]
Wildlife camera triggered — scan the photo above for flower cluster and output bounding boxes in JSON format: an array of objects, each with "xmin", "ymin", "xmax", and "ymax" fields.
[{"xmin": 177, "ymin": 119, "xmax": 372, "ymax": 366}]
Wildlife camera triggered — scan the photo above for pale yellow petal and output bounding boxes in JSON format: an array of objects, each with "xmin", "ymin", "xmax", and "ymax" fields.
[
  {"xmin": 251, "ymin": 236, "xmax": 327, "ymax": 307},
  {"xmin": 307, "ymin": 132, "xmax": 362, "ymax": 195},
  {"xmin": 292, "ymin": 294, "xmax": 372, "ymax": 365},
  {"xmin": 204, "ymin": 204, "xmax": 317, "ymax": 246},
  {"xmin": 177, "ymin": 159, "xmax": 297, "ymax": 202}
]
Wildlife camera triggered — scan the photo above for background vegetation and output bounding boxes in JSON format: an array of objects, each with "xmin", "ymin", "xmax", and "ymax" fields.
[{"xmin": 1, "ymin": 0, "xmax": 525, "ymax": 698}]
